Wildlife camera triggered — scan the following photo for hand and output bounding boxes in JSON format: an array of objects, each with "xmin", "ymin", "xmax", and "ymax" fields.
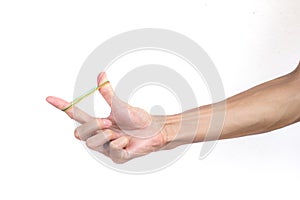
[{"xmin": 46, "ymin": 72, "xmax": 170, "ymax": 164}]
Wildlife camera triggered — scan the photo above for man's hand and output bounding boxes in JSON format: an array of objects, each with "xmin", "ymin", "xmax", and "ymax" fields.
[{"xmin": 46, "ymin": 72, "xmax": 169, "ymax": 164}]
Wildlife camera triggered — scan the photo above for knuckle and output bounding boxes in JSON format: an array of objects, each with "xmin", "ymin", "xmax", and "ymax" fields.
[
  {"xmin": 66, "ymin": 109, "xmax": 75, "ymax": 119},
  {"xmin": 86, "ymin": 139, "xmax": 96, "ymax": 150},
  {"xmin": 103, "ymin": 130, "xmax": 113, "ymax": 140},
  {"xmin": 96, "ymin": 118, "xmax": 104, "ymax": 129},
  {"xmin": 109, "ymin": 141, "xmax": 118, "ymax": 149},
  {"xmin": 98, "ymin": 146, "xmax": 106, "ymax": 154},
  {"xmin": 111, "ymin": 158, "xmax": 127, "ymax": 164}
]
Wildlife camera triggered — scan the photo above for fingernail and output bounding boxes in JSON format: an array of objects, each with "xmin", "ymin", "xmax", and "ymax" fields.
[{"xmin": 103, "ymin": 119, "xmax": 112, "ymax": 127}]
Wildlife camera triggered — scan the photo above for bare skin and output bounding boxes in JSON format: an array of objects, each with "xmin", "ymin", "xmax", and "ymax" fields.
[{"xmin": 46, "ymin": 62, "xmax": 300, "ymax": 164}]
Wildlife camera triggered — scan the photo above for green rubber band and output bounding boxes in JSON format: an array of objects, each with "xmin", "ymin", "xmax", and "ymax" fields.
[{"xmin": 61, "ymin": 81, "xmax": 110, "ymax": 112}]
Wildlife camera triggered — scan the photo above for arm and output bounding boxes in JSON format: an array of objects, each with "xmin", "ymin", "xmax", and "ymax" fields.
[
  {"xmin": 165, "ymin": 63, "xmax": 300, "ymax": 146},
  {"xmin": 47, "ymin": 63, "xmax": 300, "ymax": 163}
]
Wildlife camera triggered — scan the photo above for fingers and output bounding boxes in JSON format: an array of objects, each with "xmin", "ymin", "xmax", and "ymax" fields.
[
  {"xmin": 86, "ymin": 130, "xmax": 129, "ymax": 162},
  {"xmin": 85, "ymin": 129, "xmax": 133, "ymax": 163},
  {"xmin": 46, "ymin": 96, "xmax": 93, "ymax": 124},
  {"xmin": 74, "ymin": 118, "xmax": 112, "ymax": 141},
  {"xmin": 97, "ymin": 72, "xmax": 115, "ymax": 107},
  {"xmin": 109, "ymin": 136, "xmax": 130, "ymax": 164},
  {"xmin": 86, "ymin": 129, "xmax": 118, "ymax": 151}
]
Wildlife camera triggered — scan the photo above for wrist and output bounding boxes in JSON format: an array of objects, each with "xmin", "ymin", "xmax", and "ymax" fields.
[
  {"xmin": 158, "ymin": 114, "xmax": 184, "ymax": 149},
  {"xmin": 159, "ymin": 110, "xmax": 204, "ymax": 149},
  {"xmin": 163, "ymin": 114, "xmax": 181, "ymax": 143},
  {"xmin": 161, "ymin": 104, "xmax": 219, "ymax": 149}
]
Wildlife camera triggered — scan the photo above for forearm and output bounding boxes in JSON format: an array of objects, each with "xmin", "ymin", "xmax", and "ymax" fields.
[{"xmin": 164, "ymin": 64, "xmax": 300, "ymax": 147}]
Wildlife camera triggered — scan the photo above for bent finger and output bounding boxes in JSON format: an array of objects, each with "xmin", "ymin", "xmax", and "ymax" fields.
[
  {"xmin": 109, "ymin": 136, "xmax": 130, "ymax": 163},
  {"xmin": 86, "ymin": 129, "xmax": 120, "ymax": 150},
  {"xmin": 74, "ymin": 118, "xmax": 112, "ymax": 141}
]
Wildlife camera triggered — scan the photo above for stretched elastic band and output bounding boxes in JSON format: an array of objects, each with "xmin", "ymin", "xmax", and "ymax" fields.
[{"xmin": 61, "ymin": 81, "xmax": 110, "ymax": 112}]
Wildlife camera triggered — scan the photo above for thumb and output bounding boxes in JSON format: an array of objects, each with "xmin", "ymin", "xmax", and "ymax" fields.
[{"xmin": 97, "ymin": 72, "xmax": 115, "ymax": 107}]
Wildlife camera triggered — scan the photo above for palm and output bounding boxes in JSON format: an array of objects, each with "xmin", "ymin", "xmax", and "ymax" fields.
[
  {"xmin": 98, "ymin": 73, "xmax": 166, "ymax": 162},
  {"xmin": 108, "ymin": 97, "xmax": 151, "ymax": 130},
  {"xmin": 105, "ymin": 94, "xmax": 165, "ymax": 156}
]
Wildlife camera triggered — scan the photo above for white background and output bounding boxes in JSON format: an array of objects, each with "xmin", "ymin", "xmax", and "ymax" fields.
[{"xmin": 0, "ymin": 0, "xmax": 299, "ymax": 199}]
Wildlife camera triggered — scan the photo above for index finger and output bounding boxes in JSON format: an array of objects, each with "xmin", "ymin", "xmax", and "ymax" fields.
[{"xmin": 46, "ymin": 96, "xmax": 93, "ymax": 124}]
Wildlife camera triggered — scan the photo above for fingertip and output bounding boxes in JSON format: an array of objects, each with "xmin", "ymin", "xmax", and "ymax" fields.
[
  {"xmin": 97, "ymin": 72, "xmax": 107, "ymax": 85},
  {"xmin": 46, "ymin": 96, "xmax": 54, "ymax": 104},
  {"xmin": 74, "ymin": 129, "xmax": 80, "ymax": 140},
  {"xmin": 97, "ymin": 72, "xmax": 103, "ymax": 85},
  {"xmin": 46, "ymin": 96, "xmax": 58, "ymax": 107},
  {"xmin": 45, "ymin": 96, "xmax": 69, "ymax": 110},
  {"xmin": 111, "ymin": 136, "xmax": 129, "ymax": 149}
]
